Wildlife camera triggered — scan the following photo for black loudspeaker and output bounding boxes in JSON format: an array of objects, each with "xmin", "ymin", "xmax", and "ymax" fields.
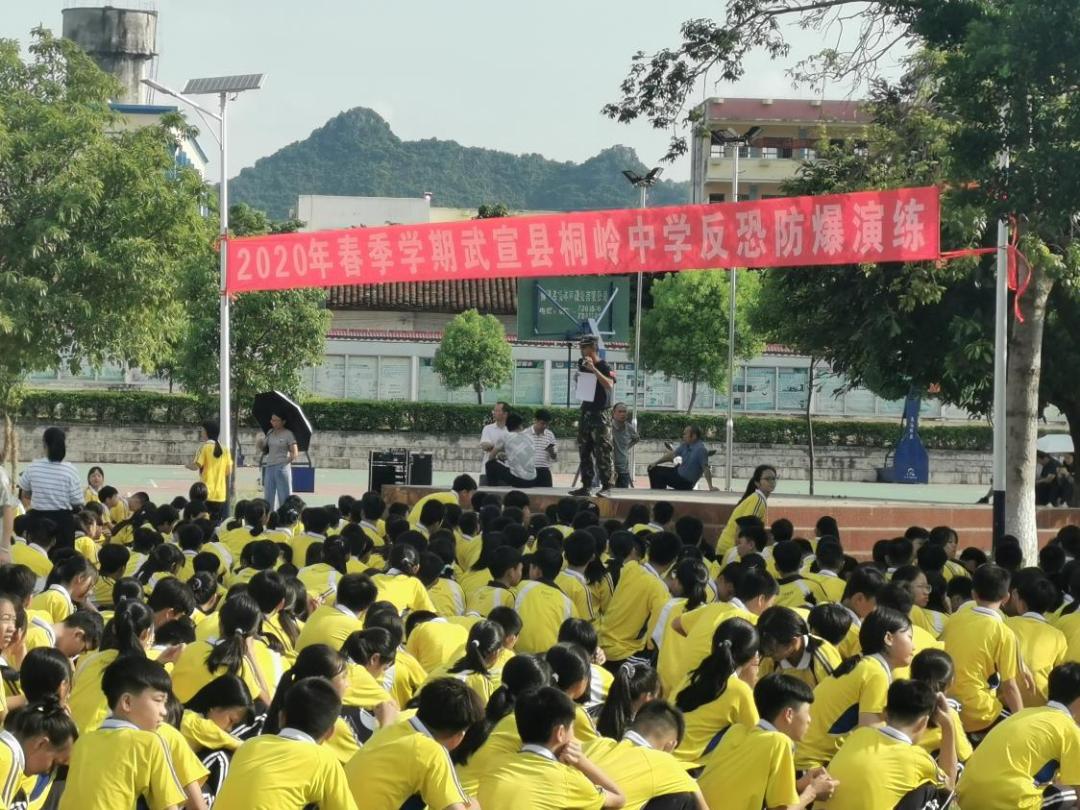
[
  {"xmin": 369, "ymin": 449, "xmax": 408, "ymax": 493},
  {"xmin": 408, "ymin": 453, "xmax": 433, "ymax": 485}
]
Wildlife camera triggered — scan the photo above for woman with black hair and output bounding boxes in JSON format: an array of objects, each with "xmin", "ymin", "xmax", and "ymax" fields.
[
  {"xmin": 756, "ymin": 605, "xmax": 842, "ymax": 688},
  {"xmin": 453, "ymin": 654, "xmax": 553, "ymax": 796},
  {"xmin": 181, "ymin": 674, "xmax": 255, "ymax": 803},
  {"xmin": 596, "ymin": 660, "xmax": 660, "ymax": 740},
  {"xmin": 185, "ymin": 418, "xmax": 233, "ymax": 522},
  {"xmin": 672, "ymin": 617, "xmax": 760, "ymax": 763},
  {"xmin": 170, "ymin": 592, "xmax": 274, "ymax": 706},
  {"xmin": 656, "ymin": 557, "xmax": 711, "ymax": 697},
  {"xmin": 715, "ymin": 463, "xmax": 777, "ymax": 557},
  {"xmin": 299, "ymin": 534, "xmax": 351, "ymax": 599},
  {"xmin": 371, "ymin": 544, "xmax": 436, "ymax": 615},
  {"xmin": 247, "ymin": 570, "xmax": 300, "ymax": 655},
  {"xmin": 256, "ymin": 412, "xmax": 298, "ymax": 512},
  {"xmin": 1, "ymin": 699, "xmax": 79, "ymax": 800},
  {"xmin": 422, "ymin": 620, "xmax": 504, "ymax": 704},
  {"xmin": 18, "ymin": 427, "xmax": 83, "ymax": 548}
]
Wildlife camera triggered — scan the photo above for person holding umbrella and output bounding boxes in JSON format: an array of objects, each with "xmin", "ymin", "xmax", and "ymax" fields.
[
  {"xmin": 185, "ymin": 418, "xmax": 234, "ymax": 521},
  {"xmin": 253, "ymin": 392, "xmax": 311, "ymax": 512}
]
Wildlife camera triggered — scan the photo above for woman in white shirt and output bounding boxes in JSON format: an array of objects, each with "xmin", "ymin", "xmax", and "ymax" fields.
[{"xmin": 18, "ymin": 428, "xmax": 83, "ymax": 549}]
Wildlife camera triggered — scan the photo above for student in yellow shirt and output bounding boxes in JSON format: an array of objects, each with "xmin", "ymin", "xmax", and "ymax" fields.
[
  {"xmin": 874, "ymin": 581, "xmax": 943, "ymax": 679},
  {"xmin": 92, "ymin": 544, "xmax": 130, "ymax": 609},
  {"xmin": 72, "ymin": 509, "xmax": 103, "ymax": 566},
  {"xmin": 169, "ymin": 592, "xmax": 273, "ymax": 705},
  {"xmin": 423, "ymin": 620, "xmax": 504, "ymax": 705},
  {"xmin": 363, "ymin": 605, "xmax": 427, "ymax": 708},
  {"xmin": 559, "ymin": 619, "xmax": 616, "ymax": 711},
  {"xmin": 908, "ymin": 649, "xmax": 974, "ymax": 764},
  {"xmin": 599, "ymin": 532, "xmax": 681, "ymax": 665},
  {"xmin": 671, "ymin": 617, "xmax": 760, "ymax": 764},
  {"xmin": 796, "ymin": 606, "xmax": 915, "ymax": 770},
  {"xmin": 184, "ymin": 419, "xmax": 233, "ymax": 522},
  {"xmin": 339, "ymin": 628, "xmax": 398, "ymax": 716},
  {"xmin": 406, "ymin": 474, "xmax": 477, "ymax": 526},
  {"xmin": 295, "ymin": 574, "xmax": 377, "ymax": 652},
  {"xmin": 823, "ymin": 679, "xmax": 955, "ymax": 810},
  {"xmin": 0, "ymin": 699, "xmax": 77, "ymax": 809},
  {"xmin": 298, "ymin": 534, "xmax": 350, "ymax": 600},
  {"xmin": 594, "ymin": 660, "xmax": 659, "ymax": 741},
  {"xmin": 773, "ymin": 541, "xmax": 829, "ymax": 608},
  {"xmin": 757, "ymin": 605, "xmax": 842, "ymax": 688},
  {"xmin": 547, "ymin": 643, "xmax": 602, "ymax": 745},
  {"xmin": 714, "ymin": 464, "xmax": 775, "ymax": 556},
  {"xmin": 345, "ymin": 677, "xmax": 484, "ymax": 810},
  {"xmin": 61, "ymin": 656, "xmax": 187, "ymax": 810},
  {"xmin": 464, "ymin": 545, "xmax": 522, "ymax": 617},
  {"xmin": 421, "ymin": 549, "xmax": 466, "ymax": 617},
  {"xmin": 586, "ymin": 700, "xmax": 706, "ymax": 809},
  {"xmin": 654, "ymin": 557, "xmax": 711, "ymax": 699},
  {"xmin": 24, "ymin": 608, "xmax": 103, "ymax": 660},
  {"xmin": 833, "ymin": 565, "xmax": 886, "ymax": 659},
  {"xmin": 248, "ymin": 569, "xmax": 302, "ymax": 656},
  {"xmin": 180, "ymin": 674, "xmax": 253, "ymax": 756},
  {"xmin": 806, "ymin": 538, "xmax": 847, "ymax": 603},
  {"xmin": 558, "ymin": 532, "xmax": 599, "ymax": 624},
  {"xmin": 13, "ymin": 520, "xmax": 55, "ymax": 590},
  {"xmin": 1005, "ymin": 571, "xmax": 1068, "ymax": 706},
  {"xmin": 216, "ymin": 676, "xmax": 358, "ymax": 810},
  {"xmin": 515, "ymin": 547, "xmax": 579, "ymax": 654},
  {"xmin": 371, "ymin": 544, "xmax": 437, "ymax": 615},
  {"xmin": 699, "ymin": 674, "xmax": 838, "ymax": 809},
  {"xmin": 478, "ymin": 685, "xmax": 625, "ymax": 809},
  {"xmin": 30, "ymin": 555, "xmax": 96, "ymax": 624},
  {"xmin": 957, "ymin": 662, "xmax": 1080, "ymax": 810},
  {"xmin": 941, "ymin": 563, "xmax": 1023, "ymax": 735}
]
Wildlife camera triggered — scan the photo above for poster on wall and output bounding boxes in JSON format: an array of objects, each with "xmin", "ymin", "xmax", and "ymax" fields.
[
  {"xmin": 645, "ymin": 372, "xmax": 677, "ymax": 409},
  {"xmin": 346, "ymin": 357, "xmax": 378, "ymax": 400},
  {"xmin": 313, "ymin": 356, "xmax": 346, "ymax": 398},
  {"xmin": 814, "ymin": 370, "xmax": 847, "ymax": 414},
  {"xmin": 550, "ymin": 361, "xmax": 572, "ymax": 408},
  {"xmin": 418, "ymin": 358, "xmax": 447, "ymax": 402},
  {"xmin": 515, "ymin": 361, "xmax": 545, "ymax": 405},
  {"xmin": 379, "ymin": 358, "xmax": 411, "ymax": 401},
  {"xmin": 776, "ymin": 367, "xmax": 809, "ymax": 411},
  {"xmin": 744, "ymin": 367, "xmax": 777, "ymax": 411}
]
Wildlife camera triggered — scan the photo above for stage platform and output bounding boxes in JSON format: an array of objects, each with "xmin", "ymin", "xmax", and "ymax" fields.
[{"xmin": 382, "ymin": 484, "xmax": 1079, "ymax": 557}]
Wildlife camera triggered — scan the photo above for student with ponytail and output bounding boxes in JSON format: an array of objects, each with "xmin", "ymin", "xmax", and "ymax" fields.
[
  {"xmin": 298, "ymin": 534, "xmax": 351, "ymax": 600},
  {"xmin": 133, "ymin": 543, "xmax": 184, "ymax": 592},
  {"xmin": 795, "ymin": 605, "xmax": 915, "ymax": 770},
  {"xmin": 371, "ymin": 543, "xmax": 437, "ymax": 615},
  {"xmin": 182, "ymin": 674, "xmax": 253, "ymax": 754},
  {"xmin": 756, "ymin": 604, "xmax": 842, "ymax": 688},
  {"xmin": 170, "ymin": 592, "xmax": 273, "ymax": 706},
  {"xmin": 247, "ymin": 570, "xmax": 301, "ymax": 655},
  {"xmin": 0, "ymin": 699, "xmax": 79, "ymax": 807},
  {"xmin": 33, "ymin": 553, "xmax": 97, "ymax": 623},
  {"xmin": 656, "ymin": 556, "xmax": 711, "ymax": 697},
  {"xmin": 596, "ymin": 660, "xmax": 660, "ymax": 740},
  {"xmin": 423, "ymin": 620, "xmax": 504, "ymax": 704},
  {"xmin": 546, "ymin": 641, "xmax": 601, "ymax": 744},
  {"xmin": 186, "ymin": 418, "xmax": 233, "ymax": 523},
  {"xmin": 338, "ymin": 627, "xmax": 399, "ymax": 727},
  {"xmin": 452, "ymin": 653, "xmax": 553, "ymax": 796},
  {"xmin": 672, "ymin": 617, "xmax": 760, "ymax": 763},
  {"xmin": 68, "ymin": 598, "xmax": 166, "ymax": 733}
]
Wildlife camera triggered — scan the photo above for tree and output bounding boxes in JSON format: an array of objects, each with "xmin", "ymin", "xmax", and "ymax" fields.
[
  {"xmin": 433, "ymin": 310, "xmax": 513, "ymax": 404},
  {"xmin": 476, "ymin": 203, "xmax": 510, "ymax": 219},
  {"xmin": 606, "ymin": 0, "xmax": 1080, "ymax": 560},
  {"xmin": 636, "ymin": 270, "xmax": 763, "ymax": 412},
  {"xmin": 172, "ymin": 203, "xmax": 330, "ymax": 462},
  {"xmin": 0, "ymin": 28, "xmax": 211, "ymax": 473}
]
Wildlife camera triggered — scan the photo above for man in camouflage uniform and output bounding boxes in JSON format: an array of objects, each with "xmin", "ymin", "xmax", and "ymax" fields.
[{"xmin": 570, "ymin": 334, "xmax": 615, "ymax": 497}]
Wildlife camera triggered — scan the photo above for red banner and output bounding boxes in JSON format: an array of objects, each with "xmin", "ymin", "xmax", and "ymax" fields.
[{"xmin": 225, "ymin": 186, "xmax": 940, "ymax": 293}]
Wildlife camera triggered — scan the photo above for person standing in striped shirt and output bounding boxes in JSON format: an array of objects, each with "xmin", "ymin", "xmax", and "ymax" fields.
[
  {"xmin": 18, "ymin": 427, "xmax": 83, "ymax": 549},
  {"xmin": 529, "ymin": 409, "xmax": 557, "ymax": 488}
]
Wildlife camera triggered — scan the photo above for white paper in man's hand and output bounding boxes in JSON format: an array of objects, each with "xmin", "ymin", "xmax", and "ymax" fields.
[{"xmin": 575, "ymin": 372, "xmax": 597, "ymax": 402}]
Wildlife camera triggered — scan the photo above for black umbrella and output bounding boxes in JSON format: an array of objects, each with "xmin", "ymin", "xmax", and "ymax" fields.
[{"xmin": 251, "ymin": 391, "xmax": 313, "ymax": 452}]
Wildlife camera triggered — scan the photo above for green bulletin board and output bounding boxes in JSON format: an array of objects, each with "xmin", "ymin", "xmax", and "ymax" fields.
[{"xmin": 516, "ymin": 277, "xmax": 631, "ymax": 342}]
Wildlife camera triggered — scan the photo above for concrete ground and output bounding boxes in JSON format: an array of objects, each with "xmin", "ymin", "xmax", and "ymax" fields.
[{"xmin": 93, "ymin": 462, "xmax": 989, "ymax": 506}]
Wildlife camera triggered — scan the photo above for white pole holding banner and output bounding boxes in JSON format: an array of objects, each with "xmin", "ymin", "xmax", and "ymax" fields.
[
  {"xmin": 725, "ymin": 144, "xmax": 740, "ymax": 491},
  {"xmin": 632, "ymin": 183, "xmax": 647, "ymax": 468},
  {"xmin": 218, "ymin": 91, "xmax": 232, "ymax": 456},
  {"xmin": 992, "ymin": 215, "xmax": 1008, "ymax": 542}
]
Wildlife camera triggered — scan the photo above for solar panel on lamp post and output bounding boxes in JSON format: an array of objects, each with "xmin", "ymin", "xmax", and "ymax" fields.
[{"xmin": 143, "ymin": 74, "xmax": 264, "ymax": 485}]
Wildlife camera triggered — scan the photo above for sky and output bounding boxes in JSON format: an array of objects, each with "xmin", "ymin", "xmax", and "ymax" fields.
[{"xmin": 5, "ymin": 1, "xmax": 896, "ymax": 182}]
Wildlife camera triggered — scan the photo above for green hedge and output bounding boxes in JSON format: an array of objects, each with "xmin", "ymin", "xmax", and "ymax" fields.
[{"xmin": 14, "ymin": 389, "xmax": 993, "ymax": 451}]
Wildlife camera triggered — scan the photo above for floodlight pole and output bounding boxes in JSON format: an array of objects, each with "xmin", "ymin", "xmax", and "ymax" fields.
[
  {"xmin": 218, "ymin": 91, "xmax": 232, "ymax": 455},
  {"xmin": 633, "ymin": 183, "xmax": 646, "ymax": 430}
]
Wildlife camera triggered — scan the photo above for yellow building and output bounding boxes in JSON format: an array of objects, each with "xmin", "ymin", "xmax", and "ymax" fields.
[{"xmin": 690, "ymin": 97, "xmax": 870, "ymax": 203}]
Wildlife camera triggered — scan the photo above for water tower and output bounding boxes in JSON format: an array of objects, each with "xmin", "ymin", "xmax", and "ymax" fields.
[{"xmin": 61, "ymin": 4, "xmax": 158, "ymax": 104}]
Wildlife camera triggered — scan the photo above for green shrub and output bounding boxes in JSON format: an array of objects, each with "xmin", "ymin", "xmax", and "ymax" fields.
[{"xmin": 14, "ymin": 389, "xmax": 993, "ymax": 450}]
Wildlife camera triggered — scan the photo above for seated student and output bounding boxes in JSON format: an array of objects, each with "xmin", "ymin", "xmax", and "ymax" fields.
[
  {"xmin": 371, "ymin": 544, "xmax": 437, "ymax": 615},
  {"xmin": 957, "ymin": 662, "xmax": 1080, "ymax": 810},
  {"xmin": 671, "ymin": 617, "xmax": 759, "ymax": 764},
  {"xmin": 298, "ymin": 534, "xmax": 350, "ymax": 600},
  {"xmin": 547, "ymin": 642, "xmax": 602, "ymax": 745},
  {"xmin": 0, "ymin": 700, "xmax": 78, "ymax": 809},
  {"xmin": 345, "ymin": 677, "xmax": 484, "ymax": 810},
  {"xmin": 479, "ymin": 685, "xmax": 625, "ymax": 809},
  {"xmin": 558, "ymin": 532, "xmax": 599, "ymax": 624},
  {"xmin": 908, "ymin": 649, "xmax": 973, "ymax": 764},
  {"xmin": 807, "ymin": 602, "xmax": 853, "ymax": 650},
  {"xmin": 406, "ymin": 475, "xmax": 477, "ymax": 528},
  {"xmin": 215, "ymin": 676, "xmax": 358, "ymax": 810},
  {"xmin": 458, "ymin": 531, "xmax": 508, "ymax": 604},
  {"xmin": 92, "ymin": 544, "xmax": 131, "ymax": 609},
  {"xmin": 874, "ymin": 581, "xmax": 943, "ymax": 679},
  {"xmin": 699, "ymin": 674, "xmax": 838, "ymax": 809},
  {"xmin": 807, "ymin": 538, "xmax": 848, "ymax": 603},
  {"xmin": 833, "ymin": 566, "xmax": 886, "ymax": 659},
  {"xmin": 422, "ymin": 620, "xmax": 504, "ymax": 705},
  {"xmin": 451, "ymin": 510, "xmax": 482, "ymax": 575},
  {"xmin": 155, "ymin": 692, "xmax": 212, "ymax": 810},
  {"xmin": 586, "ymin": 700, "xmax": 705, "ymax": 809},
  {"xmin": 180, "ymin": 674, "xmax": 252, "ymax": 763},
  {"xmin": 1004, "ymin": 571, "xmax": 1068, "ymax": 706},
  {"xmin": 420, "ymin": 549, "xmax": 466, "ymax": 618},
  {"xmin": 825, "ymin": 679, "xmax": 955, "ymax": 810},
  {"xmin": 671, "ymin": 568, "xmax": 778, "ymax": 685},
  {"xmin": 756, "ymin": 606, "xmax": 842, "ymax": 689},
  {"xmin": 340, "ymin": 628, "xmax": 398, "ymax": 715},
  {"xmin": 560, "ymin": 618, "xmax": 617, "ymax": 711},
  {"xmin": 287, "ymin": 506, "xmax": 332, "ymax": 571},
  {"xmin": 515, "ymin": 547, "xmax": 579, "ymax": 654},
  {"xmin": 599, "ymin": 532, "xmax": 682, "ymax": 666},
  {"xmin": 169, "ymin": 592, "xmax": 273, "ymax": 705},
  {"xmin": 147, "ymin": 577, "xmax": 196, "ymax": 632},
  {"xmin": 773, "ymin": 541, "xmax": 829, "ymax": 608},
  {"xmin": 73, "ymin": 508, "xmax": 104, "ymax": 565},
  {"xmin": 296, "ymin": 573, "xmax": 377, "ymax": 652},
  {"xmin": 14, "ymin": 518, "xmax": 56, "ymax": 591},
  {"xmin": 941, "ymin": 563, "xmax": 1023, "ymax": 735},
  {"xmin": 248, "ymin": 570, "xmax": 301, "ymax": 655},
  {"xmin": 718, "ymin": 522, "xmax": 769, "ymax": 567},
  {"xmin": 892, "ymin": 563, "xmax": 948, "ymax": 639},
  {"xmin": 413, "ymin": 499, "xmax": 446, "ymax": 541},
  {"xmin": 464, "ymin": 545, "xmax": 522, "ymax": 618},
  {"xmin": 796, "ymin": 607, "xmax": 915, "ymax": 771},
  {"xmin": 25, "ymin": 608, "xmax": 103, "ymax": 659},
  {"xmin": 60, "ymin": 657, "xmax": 186, "ymax": 810},
  {"xmin": 405, "ymin": 611, "xmax": 470, "ymax": 674},
  {"xmin": 134, "ymin": 543, "xmax": 185, "ymax": 594},
  {"xmin": 363, "ymin": 604, "xmax": 426, "ymax": 708},
  {"xmin": 595, "ymin": 661, "xmax": 659, "ymax": 741}
]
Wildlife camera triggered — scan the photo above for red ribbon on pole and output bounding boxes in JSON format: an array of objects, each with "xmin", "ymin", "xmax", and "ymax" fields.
[{"xmin": 939, "ymin": 216, "xmax": 1030, "ymax": 322}]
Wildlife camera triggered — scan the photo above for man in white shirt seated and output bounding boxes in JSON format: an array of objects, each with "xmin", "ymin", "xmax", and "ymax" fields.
[
  {"xmin": 487, "ymin": 413, "xmax": 538, "ymax": 488},
  {"xmin": 479, "ymin": 401, "xmax": 510, "ymax": 484}
]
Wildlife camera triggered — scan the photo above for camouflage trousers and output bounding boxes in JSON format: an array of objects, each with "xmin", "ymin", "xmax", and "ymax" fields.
[{"xmin": 577, "ymin": 408, "xmax": 614, "ymax": 489}]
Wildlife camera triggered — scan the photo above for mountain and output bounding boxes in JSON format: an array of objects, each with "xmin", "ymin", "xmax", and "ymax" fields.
[{"xmin": 229, "ymin": 107, "xmax": 690, "ymax": 220}]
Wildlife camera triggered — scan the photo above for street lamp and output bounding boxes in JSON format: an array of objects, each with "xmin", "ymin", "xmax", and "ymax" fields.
[
  {"xmin": 710, "ymin": 126, "xmax": 762, "ymax": 491},
  {"xmin": 142, "ymin": 74, "xmax": 264, "ymax": 464},
  {"xmin": 622, "ymin": 167, "xmax": 663, "ymax": 485}
]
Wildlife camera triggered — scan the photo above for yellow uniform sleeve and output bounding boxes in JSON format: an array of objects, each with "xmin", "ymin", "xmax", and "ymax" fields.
[
  {"xmin": 145, "ymin": 733, "xmax": 188, "ymax": 810},
  {"xmin": 858, "ymin": 664, "xmax": 889, "ymax": 715},
  {"xmin": 559, "ymin": 763, "xmax": 607, "ymax": 809},
  {"xmin": 996, "ymin": 624, "xmax": 1019, "ymax": 681},
  {"xmin": 763, "ymin": 739, "xmax": 799, "ymax": 809},
  {"xmin": 180, "ymin": 710, "xmax": 241, "ymax": 753},
  {"xmin": 315, "ymin": 747, "xmax": 360, "ymax": 810},
  {"xmin": 156, "ymin": 723, "xmax": 209, "ymax": 789},
  {"xmin": 419, "ymin": 743, "xmax": 470, "ymax": 810},
  {"xmin": 410, "ymin": 580, "xmax": 437, "ymax": 614}
]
